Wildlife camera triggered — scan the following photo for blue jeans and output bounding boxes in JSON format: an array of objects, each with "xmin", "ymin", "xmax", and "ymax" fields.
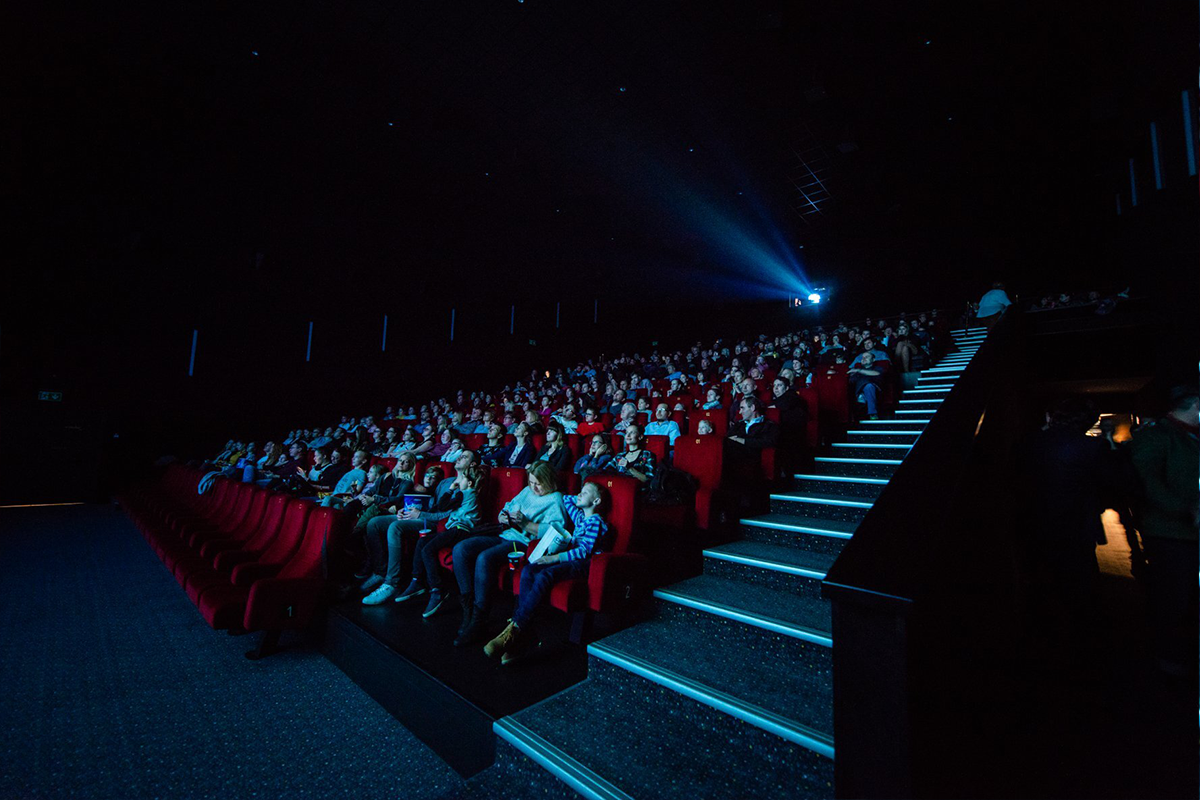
[
  {"xmin": 850, "ymin": 375, "xmax": 880, "ymax": 416},
  {"xmin": 513, "ymin": 559, "xmax": 591, "ymax": 628},
  {"xmin": 451, "ymin": 536, "xmax": 510, "ymax": 610}
]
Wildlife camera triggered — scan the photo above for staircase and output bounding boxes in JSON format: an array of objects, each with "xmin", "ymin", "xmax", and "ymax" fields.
[{"xmin": 470, "ymin": 328, "xmax": 989, "ymax": 800}]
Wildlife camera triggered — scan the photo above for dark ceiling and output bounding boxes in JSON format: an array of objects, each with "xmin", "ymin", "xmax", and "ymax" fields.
[{"xmin": 9, "ymin": 0, "xmax": 1193, "ymax": 318}]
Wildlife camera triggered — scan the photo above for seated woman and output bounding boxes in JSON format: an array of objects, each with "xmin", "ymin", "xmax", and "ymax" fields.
[
  {"xmin": 485, "ymin": 480, "xmax": 610, "ymax": 664},
  {"xmin": 352, "ymin": 452, "xmax": 418, "ymax": 539},
  {"xmin": 389, "ymin": 461, "xmax": 486, "ymax": 612},
  {"xmin": 890, "ymin": 322, "xmax": 923, "ymax": 373},
  {"xmin": 522, "ymin": 408, "xmax": 546, "ymax": 435},
  {"xmin": 440, "ymin": 433, "xmax": 469, "ymax": 463},
  {"xmin": 574, "ymin": 434, "xmax": 614, "ymax": 480},
  {"xmin": 495, "ymin": 422, "xmax": 537, "ymax": 469},
  {"xmin": 701, "ymin": 386, "xmax": 723, "ymax": 410},
  {"xmin": 449, "ymin": 462, "xmax": 566, "ymax": 646},
  {"xmin": 607, "ymin": 423, "xmax": 657, "ymax": 493},
  {"xmin": 361, "ymin": 454, "xmax": 474, "ymax": 603},
  {"xmin": 409, "ymin": 426, "xmax": 437, "ymax": 459},
  {"xmin": 534, "ymin": 420, "xmax": 573, "ymax": 472}
]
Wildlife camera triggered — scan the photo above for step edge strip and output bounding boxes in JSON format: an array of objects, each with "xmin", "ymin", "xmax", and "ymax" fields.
[
  {"xmin": 493, "ymin": 717, "xmax": 636, "ymax": 800},
  {"xmin": 830, "ymin": 442, "xmax": 912, "ymax": 448},
  {"xmin": 813, "ymin": 456, "xmax": 905, "ymax": 464},
  {"xmin": 586, "ymin": 642, "xmax": 836, "ymax": 760},
  {"xmin": 740, "ymin": 517, "xmax": 855, "ymax": 539},
  {"xmin": 792, "ymin": 473, "xmax": 890, "ymax": 484},
  {"xmin": 770, "ymin": 493, "xmax": 874, "ymax": 508},
  {"xmin": 653, "ymin": 588, "xmax": 834, "ymax": 647},
  {"xmin": 703, "ymin": 547, "xmax": 829, "ymax": 579}
]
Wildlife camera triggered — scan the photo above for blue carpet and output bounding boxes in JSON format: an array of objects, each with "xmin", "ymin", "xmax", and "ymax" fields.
[{"xmin": 0, "ymin": 504, "xmax": 467, "ymax": 800}]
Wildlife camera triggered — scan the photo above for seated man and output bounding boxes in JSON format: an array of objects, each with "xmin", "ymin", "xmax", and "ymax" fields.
[
  {"xmin": 725, "ymin": 395, "xmax": 780, "ymax": 492},
  {"xmin": 553, "ymin": 404, "xmax": 579, "ymax": 434},
  {"xmin": 644, "ymin": 403, "xmax": 682, "ymax": 446},
  {"xmin": 612, "ymin": 402, "xmax": 638, "ymax": 433},
  {"xmin": 322, "ymin": 449, "xmax": 370, "ymax": 508},
  {"xmin": 847, "ymin": 351, "xmax": 884, "ymax": 420}
]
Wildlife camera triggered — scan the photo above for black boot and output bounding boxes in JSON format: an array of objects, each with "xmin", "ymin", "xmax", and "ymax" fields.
[
  {"xmin": 454, "ymin": 605, "xmax": 488, "ymax": 647},
  {"xmin": 457, "ymin": 593, "xmax": 475, "ymax": 637}
]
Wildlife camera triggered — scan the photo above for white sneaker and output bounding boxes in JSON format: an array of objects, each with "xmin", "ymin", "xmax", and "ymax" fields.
[{"xmin": 362, "ymin": 583, "xmax": 398, "ymax": 605}]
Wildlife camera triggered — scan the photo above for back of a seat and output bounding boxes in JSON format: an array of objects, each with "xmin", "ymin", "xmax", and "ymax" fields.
[
  {"xmin": 798, "ymin": 386, "xmax": 820, "ymax": 447},
  {"xmin": 230, "ymin": 487, "xmax": 271, "ymax": 540},
  {"xmin": 586, "ymin": 474, "xmax": 638, "ymax": 555},
  {"xmin": 694, "ymin": 408, "xmax": 729, "ymax": 437},
  {"xmin": 493, "ymin": 468, "xmax": 529, "ymax": 511},
  {"xmin": 816, "ymin": 366, "xmax": 850, "ymax": 423},
  {"xmin": 464, "ymin": 433, "xmax": 486, "ymax": 451},
  {"xmin": 205, "ymin": 479, "xmax": 239, "ymax": 522},
  {"xmin": 240, "ymin": 494, "xmax": 292, "ymax": 553},
  {"xmin": 671, "ymin": 409, "xmax": 688, "ymax": 434},
  {"xmin": 644, "ymin": 435, "xmax": 669, "ymax": 465},
  {"xmin": 529, "ymin": 433, "xmax": 547, "ymax": 452},
  {"xmin": 278, "ymin": 507, "xmax": 346, "ymax": 580},
  {"xmin": 258, "ymin": 500, "xmax": 314, "ymax": 566},
  {"xmin": 219, "ymin": 483, "xmax": 257, "ymax": 531},
  {"xmin": 563, "ymin": 434, "xmax": 583, "ymax": 461}
]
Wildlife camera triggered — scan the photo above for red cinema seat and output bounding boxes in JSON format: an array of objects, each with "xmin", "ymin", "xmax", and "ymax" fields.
[
  {"xmin": 529, "ymin": 433, "xmax": 547, "ymax": 452},
  {"xmin": 381, "ymin": 456, "xmax": 398, "ymax": 472},
  {"xmin": 196, "ymin": 500, "xmax": 314, "ymax": 628},
  {"xmin": 671, "ymin": 409, "xmax": 689, "ymax": 435},
  {"xmin": 672, "ymin": 434, "xmax": 723, "ymax": 529},
  {"xmin": 798, "ymin": 386, "xmax": 821, "ymax": 448},
  {"xmin": 464, "ymin": 433, "xmax": 486, "ymax": 451},
  {"xmin": 643, "ymin": 435, "xmax": 669, "ymax": 465},
  {"xmin": 564, "ymin": 434, "xmax": 584, "ymax": 462},
  {"xmin": 816, "ymin": 365, "xmax": 850, "ymax": 424},
  {"xmin": 179, "ymin": 493, "xmax": 293, "ymax": 600},
  {"xmin": 242, "ymin": 507, "xmax": 351, "ymax": 653},
  {"xmin": 204, "ymin": 506, "xmax": 344, "ymax": 636},
  {"xmin": 694, "ymin": 409, "xmax": 729, "ymax": 438}
]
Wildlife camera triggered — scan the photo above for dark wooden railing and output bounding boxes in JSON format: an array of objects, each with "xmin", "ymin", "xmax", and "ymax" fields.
[{"xmin": 822, "ymin": 309, "xmax": 1028, "ymax": 798}]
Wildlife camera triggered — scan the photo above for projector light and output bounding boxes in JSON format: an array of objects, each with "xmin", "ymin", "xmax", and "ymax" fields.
[{"xmin": 808, "ymin": 293, "xmax": 821, "ymax": 304}]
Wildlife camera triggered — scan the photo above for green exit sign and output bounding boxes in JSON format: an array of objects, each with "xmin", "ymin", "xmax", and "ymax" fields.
[{"xmin": 38, "ymin": 391, "xmax": 63, "ymax": 402}]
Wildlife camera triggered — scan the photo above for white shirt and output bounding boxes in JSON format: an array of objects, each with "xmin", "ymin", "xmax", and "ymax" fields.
[{"xmin": 644, "ymin": 419, "xmax": 682, "ymax": 445}]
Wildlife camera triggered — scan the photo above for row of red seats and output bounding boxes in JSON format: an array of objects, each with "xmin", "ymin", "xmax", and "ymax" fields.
[{"xmin": 118, "ymin": 464, "xmax": 350, "ymax": 658}]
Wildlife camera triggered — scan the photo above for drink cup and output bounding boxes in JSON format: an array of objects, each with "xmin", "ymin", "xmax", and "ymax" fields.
[{"xmin": 507, "ymin": 551, "xmax": 524, "ymax": 571}]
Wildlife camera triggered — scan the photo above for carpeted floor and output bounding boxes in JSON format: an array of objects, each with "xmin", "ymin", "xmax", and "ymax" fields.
[{"xmin": 0, "ymin": 504, "xmax": 469, "ymax": 800}]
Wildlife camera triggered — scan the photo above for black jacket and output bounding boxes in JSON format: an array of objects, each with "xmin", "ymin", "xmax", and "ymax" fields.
[{"xmin": 728, "ymin": 418, "xmax": 780, "ymax": 450}]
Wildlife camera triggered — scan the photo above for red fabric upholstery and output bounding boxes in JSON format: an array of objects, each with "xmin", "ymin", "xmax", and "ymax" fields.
[
  {"xmin": 673, "ymin": 434, "xmax": 723, "ymax": 529},
  {"xmin": 816, "ymin": 365, "xmax": 850, "ymax": 424},
  {"xmin": 798, "ymin": 386, "xmax": 820, "ymax": 447},
  {"xmin": 242, "ymin": 507, "xmax": 348, "ymax": 631}
]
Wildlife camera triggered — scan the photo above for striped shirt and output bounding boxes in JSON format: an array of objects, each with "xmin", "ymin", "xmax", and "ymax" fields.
[{"xmin": 559, "ymin": 496, "xmax": 609, "ymax": 563}]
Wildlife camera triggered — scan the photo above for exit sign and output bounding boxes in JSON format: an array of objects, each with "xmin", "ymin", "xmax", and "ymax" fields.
[{"xmin": 38, "ymin": 391, "xmax": 63, "ymax": 402}]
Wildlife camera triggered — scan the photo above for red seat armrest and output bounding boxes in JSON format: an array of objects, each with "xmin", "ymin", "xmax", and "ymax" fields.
[{"xmin": 587, "ymin": 552, "xmax": 649, "ymax": 613}]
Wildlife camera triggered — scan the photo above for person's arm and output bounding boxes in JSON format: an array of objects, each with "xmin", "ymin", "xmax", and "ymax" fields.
[
  {"xmin": 421, "ymin": 484, "xmax": 463, "ymax": 523},
  {"xmin": 625, "ymin": 451, "xmax": 655, "ymax": 484},
  {"xmin": 513, "ymin": 445, "xmax": 535, "ymax": 467},
  {"xmin": 543, "ymin": 516, "xmax": 605, "ymax": 564},
  {"xmin": 573, "ymin": 455, "xmax": 592, "ymax": 475},
  {"xmin": 561, "ymin": 494, "xmax": 584, "ymax": 527}
]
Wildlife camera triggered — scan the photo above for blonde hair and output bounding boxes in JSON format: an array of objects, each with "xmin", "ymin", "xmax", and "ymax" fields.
[{"xmin": 526, "ymin": 460, "xmax": 559, "ymax": 494}]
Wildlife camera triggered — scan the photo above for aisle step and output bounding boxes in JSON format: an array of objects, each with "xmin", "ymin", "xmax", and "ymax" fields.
[
  {"xmin": 845, "ymin": 430, "xmax": 920, "ymax": 444},
  {"xmin": 703, "ymin": 540, "xmax": 836, "ymax": 597},
  {"xmin": 500, "ymin": 656, "xmax": 834, "ymax": 800},
  {"xmin": 790, "ymin": 475, "xmax": 886, "ymax": 500},
  {"xmin": 655, "ymin": 575, "xmax": 833, "ymax": 646},
  {"xmin": 739, "ymin": 512, "xmax": 857, "ymax": 554},
  {"xmin": 588, "ymin": 620, "xmax": 835, "ymax": 756},
  {"xmin": 812, "ymin": 456, "xmax": 902, "ymax": 478}
]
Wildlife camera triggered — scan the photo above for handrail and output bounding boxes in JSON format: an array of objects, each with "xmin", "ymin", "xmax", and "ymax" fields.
[
  {"xmin": 823, "ymin": 308, "xmax": 1020, "ymax": 604},
  {"xmin": 820, "ymin": 308, "xmax": 1026, "ymax": 799}
]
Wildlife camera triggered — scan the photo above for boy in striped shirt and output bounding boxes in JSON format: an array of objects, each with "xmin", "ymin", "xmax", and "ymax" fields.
[{"xmin": 484, "ymin": 482, "xmax": 610, "ymax": 665}]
